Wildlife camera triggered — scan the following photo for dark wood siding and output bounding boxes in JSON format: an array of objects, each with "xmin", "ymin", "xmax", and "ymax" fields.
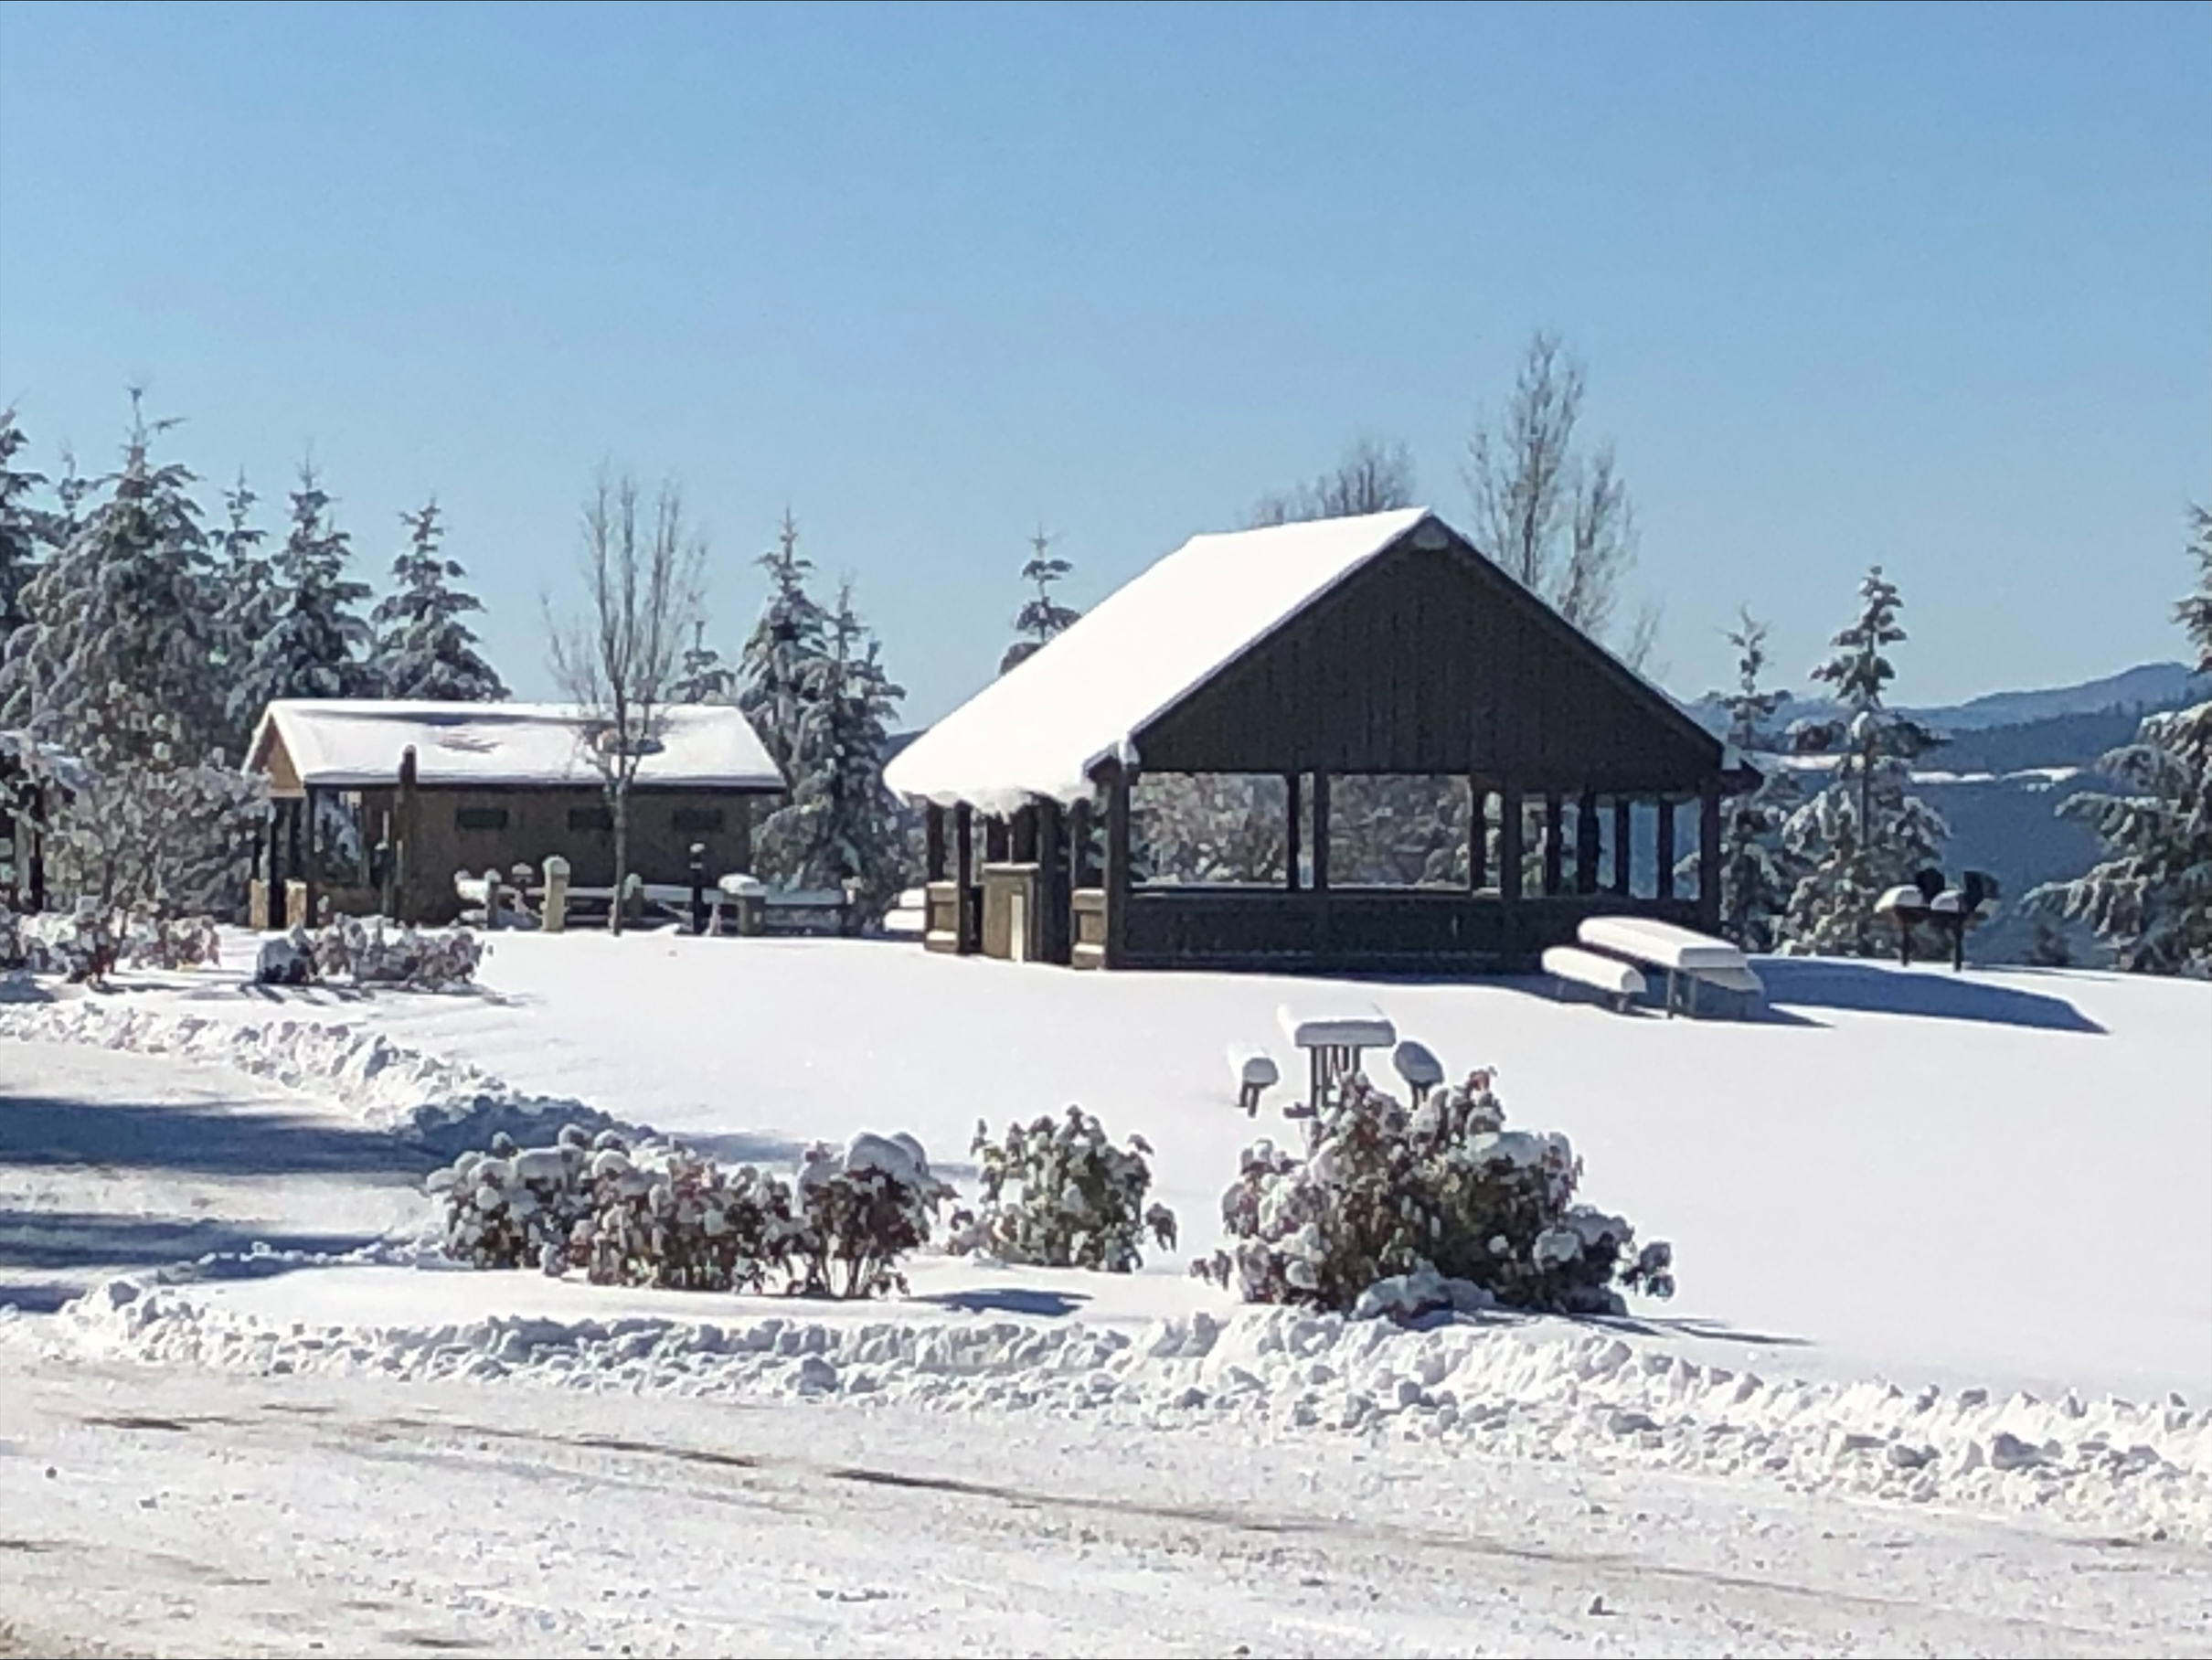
[{"xmin": 1133, "ymin": 530, "xmax": 1719, "ymax": 793}]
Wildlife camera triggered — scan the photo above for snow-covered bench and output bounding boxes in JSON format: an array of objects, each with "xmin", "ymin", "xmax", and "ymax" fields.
[
  {"xmin": 1389, "ymin": 1039, "xmax": 1443, "ymax": 1101},
  {"xmin": 1541, "ymin": 944, "xmax": 1648, "ymax": 1013},
  {"xmin": 1574, "ymin": 916, "xmax": 1763, "ymax": 1018},
  {"xmin": 1227, "ymin": 1046, "xmax": 1280, "ymax": 1116},
  {"xmin": 1276, "ymin": 1003, "xmax": 1397, "ymax": 1117}
]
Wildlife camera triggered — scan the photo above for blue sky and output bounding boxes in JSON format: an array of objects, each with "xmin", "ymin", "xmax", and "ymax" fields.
[{"xmin": 2, "ymin": 0, "xmax": 2206, "ymax": 723}]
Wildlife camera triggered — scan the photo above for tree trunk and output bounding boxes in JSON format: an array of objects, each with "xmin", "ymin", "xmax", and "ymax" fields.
[{"xmin": 611, "ymin": 786, "xmax": 628, "ymax": 938}]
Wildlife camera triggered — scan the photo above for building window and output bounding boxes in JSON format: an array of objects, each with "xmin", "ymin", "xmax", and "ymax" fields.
[
  {"xmin": 455, "ymin": 806, "xmax": 510, "ymax": 832},
  {"xmin": 671, "ymin": 806, "xmax": 727, "ymax": 834},
  {"xmin": 568, "ymin": 805, "xmax": 614, "ymax": 832}
]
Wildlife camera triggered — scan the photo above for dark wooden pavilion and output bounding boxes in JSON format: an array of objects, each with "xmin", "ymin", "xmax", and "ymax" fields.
[{"xmin": 885, "ymin": 508, "xmax": 1731, "ymax": 974}]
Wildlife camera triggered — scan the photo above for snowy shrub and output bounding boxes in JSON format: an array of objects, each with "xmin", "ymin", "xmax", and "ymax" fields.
[
  {"xmin": 1193, "ymin": 1069, "xmax": 1674, "ymax": 1318},
  {"xmin": 0, "ymin": 905, "xmax": 218, "ymax": 980},
  {"xmin": 432, "ymin": 1126, "xmax": 948, "ymax": 1299},
  {"xmin": 949, "ymin": 1108, "xmax": 1177, "ymax": 1272},
  {"xmin": 309, "ymin": 918, "xmax": 482, "ymax": 989},
  {"xmin": 791, "ymin": 1133, "xmax": 953, "ymax": 1298},
  {"xmin": 255, "ymin": 927, "xmax": 318, "ymax": 985}
]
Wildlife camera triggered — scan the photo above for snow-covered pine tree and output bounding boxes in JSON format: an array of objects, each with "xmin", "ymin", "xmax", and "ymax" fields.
[
  {"xmin": 2026, "ymin": 505, "xmax": 2212, "ymax": 975},
  {"xmin": 230, "ymin": 463, "xmax": 374, "ymax": 724},
  {"xmin": 999, "ymin": 526, "xmax": 1079, "ymax": 675},
  {"xmin": 738, "ymin": 508, "xmax": 828, "ymax": 783},
  {"xmin": 1704, "ymin": 610, "xmax": 1802, "ymax": 951},
  {"xmin": 0, "ymin": 407, "xmax": 51, "ymax": 647},
  {"xmin": 1776, "ymin": 568, "xmax": 1947, "ymax": 957},
  {"xmin": 0, "ymin": 397, "xmax": 259, "ymax": 913},
  {"xmin": 210, "ymin": 472, "xmax": 279, "ymax": 751},
  {"xmin": 670, "ymin": 618, "xmax": 736, "ymax": 705},
  {"xmin": 367, "ymin": 498, "xmax": 507, "ymax": 702},
  {"xmin": 755, "ymin": 582, "xmax": 907, "ymax": 923}
]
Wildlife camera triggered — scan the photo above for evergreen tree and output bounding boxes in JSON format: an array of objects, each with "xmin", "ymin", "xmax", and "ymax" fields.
[
  {"xmin": 368, "ymin": 498, "xmax": 507, "ymax": 702},
  {"xmin": 1702, "ymin": 610, "xmax": 1803, "ymax": 951},
  {"xmin": 1776, "ymin": 568, "xmax": 1948, "ymax": 956},
  {"xmin": 670, "ymin": 618, "xmax": 736, "ymax": 704},
  {"xmin": 999, "ymin": 526, "xmax": 1079, "ymax": 674},
  {"xmin": 211, "ymin": 472, "xmax": 279, "ymax": 750},
  {"xmin": 0, "ymin": 407, "xmax": 51, "ymax": 646},
  {"xmin": 756, "ymin": 582, "xmax": 907, "ymax": 921},
  {"xmin": 231, "ymin": 463, "xmax": 373, "ymax": 720},
  {"xmin": 0, "ymin": 397, "xmax": 256, "ymax": 913},
  {"xmin": 2027, "ymin": 506, "xmax": 2212, "ymax": 975},
  {"xmin": 738, "ymin": 508, "xmax": 828, "ymax": 783}
]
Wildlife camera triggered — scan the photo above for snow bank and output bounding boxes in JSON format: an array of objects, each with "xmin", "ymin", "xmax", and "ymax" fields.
[
  {"xmin": 0, "ymin": 1000, "xmax": 627, "ymax": 1157},
  {"xmin": 40, "ymin": 1272, "xmax": 2212, "ymax": 1548}
]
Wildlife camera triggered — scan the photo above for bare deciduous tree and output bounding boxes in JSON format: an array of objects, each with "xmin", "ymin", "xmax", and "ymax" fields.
[
  {"xmin": 1464, "ymin": 331, "xmax": 1660, "ymax": 669},
  {"xmin": 1249, "ymin": 437, "xmax": 1418, "ymax": 527},
  {"xmin": 547, "ymin": 471, "xmax": 707, "ymax": 935}
]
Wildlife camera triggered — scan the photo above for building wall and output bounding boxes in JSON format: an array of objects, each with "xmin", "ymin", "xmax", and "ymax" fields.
[
  {"xmin": 1133, "ymin": 532, "xmax": 1720, "ymax": 795},
  {"xmin": 334, "ymin": 784, "xmax": 766, "ymax": 923}
]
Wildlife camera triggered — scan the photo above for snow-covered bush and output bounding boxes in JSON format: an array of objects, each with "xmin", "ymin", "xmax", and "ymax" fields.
[
  {"xmin": 569, "ymin": 1137, "xmax": 803, "ymax": 1293},
  {"xmin": 950, "ymin": 1108, "xmax": 1177, "ymax": 1272},
  {"xmin": 431, "ymin": 1126, "xmax": 948, "ymax": 1299},
  {"xmin": 0, "ymin": 905, "xmax": 219, "ymax": 979},
  {"xmin": 310, "ymin": 918, "xmax": 482, "ymax": 988},
  {"xmin": 792, "ymin": 1133, "xmax": 952, "ymax": 1298},
  {"xmin": 1194, "ymin": 1069, "xmax": 1674, "ymax": 1318},
  {"xmin": 255, "ymin": 927, "xmax": 317, "ymax": 985}
]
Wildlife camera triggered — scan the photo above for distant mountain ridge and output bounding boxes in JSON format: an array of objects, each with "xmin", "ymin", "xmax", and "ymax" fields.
[{"xmin": 1685, "ymin": 661, "xmax": 2210, "ymax": 748}]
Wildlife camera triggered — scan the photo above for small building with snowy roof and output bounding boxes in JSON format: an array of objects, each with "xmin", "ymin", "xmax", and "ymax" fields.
[
  {"xmin": 247, "ymin": 700, "xmax": 783, "ymax": 926},
  {"xmin": 884, "ymin": 507, "xmax": 1730, "ymax": 974}
]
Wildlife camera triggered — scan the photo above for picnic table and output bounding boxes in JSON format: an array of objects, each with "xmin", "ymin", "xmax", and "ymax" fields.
[
  {"xmin": 1574, "ymin": 916, "xmax": 1763, "ymax": 1018},
  {"xmin": 1276, "ymin": 1002, "xmax": 1398, "ymax": 1117}
]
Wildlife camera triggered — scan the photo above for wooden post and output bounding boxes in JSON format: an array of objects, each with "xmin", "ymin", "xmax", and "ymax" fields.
[
  {"xmin": 1284, "ymin": 772, "xmax": 1302, "ymax": 892},
  {"xmin": 924, "ymin": 803, "xmax": 947, "ymax": 883},
  {"xmin": 542, "ymin": 854, "xmax": 569, "ymax": 933},
  {"xmin": 1698, "ymin": 775, "xmax": 1723, "ymax": 933},
  {"xmin": 952, "ymin": 803, "xmax": 976, "ymax": 953},
  {"xmin": 688, "ymin": 842, "xmax": 709, "ymax": 935},
  {"xmin": 1012, "ymin": 804, "xmax": 1037, "ymax": 864},
  {"xmin": 395, "ymin": 746, "xmax": 419, "ymax": 925},
  {"xmin": 1311, "ymin": 772, "xmax": 1331, "ymax": 890},
  {"xmin": 1655, "ymin": 797, "xmax": 1676, "ymax": 900},
  {"xmin": 1069, "ymin": 797, "xmax": 1093, "ymax": 889},
  {"xmin": 985, "ymin": 815, "xmax": 1010, "ymax": 863},
  {"xmin": 1468, "ymin": 782, "xmax": 1488, "ymax": 890},
  {"xmin": 1542, "ymin": 793, "xmax": 1564, "ymax": 896},
  {"xmin": 265, "ymin": 808, "xmax": 285, "ymax": 928},
  {"xmin": 1037, "ymin": 798, "xmax": 1068, "ymax": 964},
  {"xmin": 283, "ymin": 798, "xmax": 303, "ymax": 927},
  {"xmin": 1576, "ymin": 789, "xmax": 1601, "ymax": 894},
  {"xmin": 1498, "ymin": 781, "xmax": 1523, "ymax": 966},
  {"xmin": 1103, "ymin": 763, "xmax": 1132, "ymax": 970},
  {"xmin": 1613, "ymin": 798, "xmax": 1632, "ymax": 895},
  {"xmin": 305, "ymin": 786, "xmax": 325, "ymax": 931}
]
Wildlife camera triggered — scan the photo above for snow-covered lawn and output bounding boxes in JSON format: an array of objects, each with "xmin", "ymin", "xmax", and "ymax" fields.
[{"xmin": 2, "ymin": 931, "xmax": 2208, "ymax": 1654}]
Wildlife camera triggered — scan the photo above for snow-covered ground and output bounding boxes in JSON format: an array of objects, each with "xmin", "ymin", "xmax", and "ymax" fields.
[{"xmin": 2, "ymin": 931, "xmax": 2208, "ymax": 1654}]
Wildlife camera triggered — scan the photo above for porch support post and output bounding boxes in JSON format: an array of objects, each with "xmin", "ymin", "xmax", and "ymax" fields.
[
  {"xmin": 265, "ymin": 806, "xmax": 285, "ymax": 927},
  {"xmin": 1037, "ymin": 798, "xmax": 1068, "ymax": 964},
  {"xmin": 1311, "ymin": 772, "xmax": 1331, "ymax": 891},
  {"xmin": 1498, "ymin": 780, "xmax": 1523, "ymax": 967},
  {"xmin": 952, "ymin": 803, "xmax": 976, "ymax": 953},
  {"xmin": 1612, "ymin": 798, "xmax": 1632, "ymax": 895},
  {"xmin": 1541, "ymin": 793, "xmax": 1564, "ymax": 896},
  {"xmin": 1069, "ymin": 798, "xmax": 1093, "ymax": 889},
  {"xmin": 1284, "ymin": 772, "xmax": 1302, "ymax": 893},
  {"xmin": 302, "ymin": 785, "xmax": 321, "ymax": 931},
  {"xmin": 924, "ymin": 803, "xmax": 946, "ymax": 883},
  {"xmin": 1655, "ymin": 797, "xmax": 1676, "ymax": 900},
  {"xmin": 1576, "ymin": 789, "xmax": 1601, "ymax": 894},
  {"xmin": 1698, "ymin": 774, "xmax": 1724, "ymax": 934},
  {"xmin": 1103, "ymin": 763, "xmax": 1133, "ymax": 970},
  {"xmin": 1468, "ymin": 782, "xmax": 1488, "ymax": 890},
  {"xmin": 984, "ymin": 814, "xmax": 1009, "ymax": 864},
  {"xmin": 285, "ymin": 797, "xmax": 305, "ymax": 926}
]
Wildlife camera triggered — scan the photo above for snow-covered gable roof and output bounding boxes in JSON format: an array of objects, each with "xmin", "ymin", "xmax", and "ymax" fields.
[
  {"xmin": 250, "ymin": 700, "xmax": 783, "ymax": 793},
  {"xmin": 885, "ymin": 508, "xmax": 1431, "ymax": 813}
]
